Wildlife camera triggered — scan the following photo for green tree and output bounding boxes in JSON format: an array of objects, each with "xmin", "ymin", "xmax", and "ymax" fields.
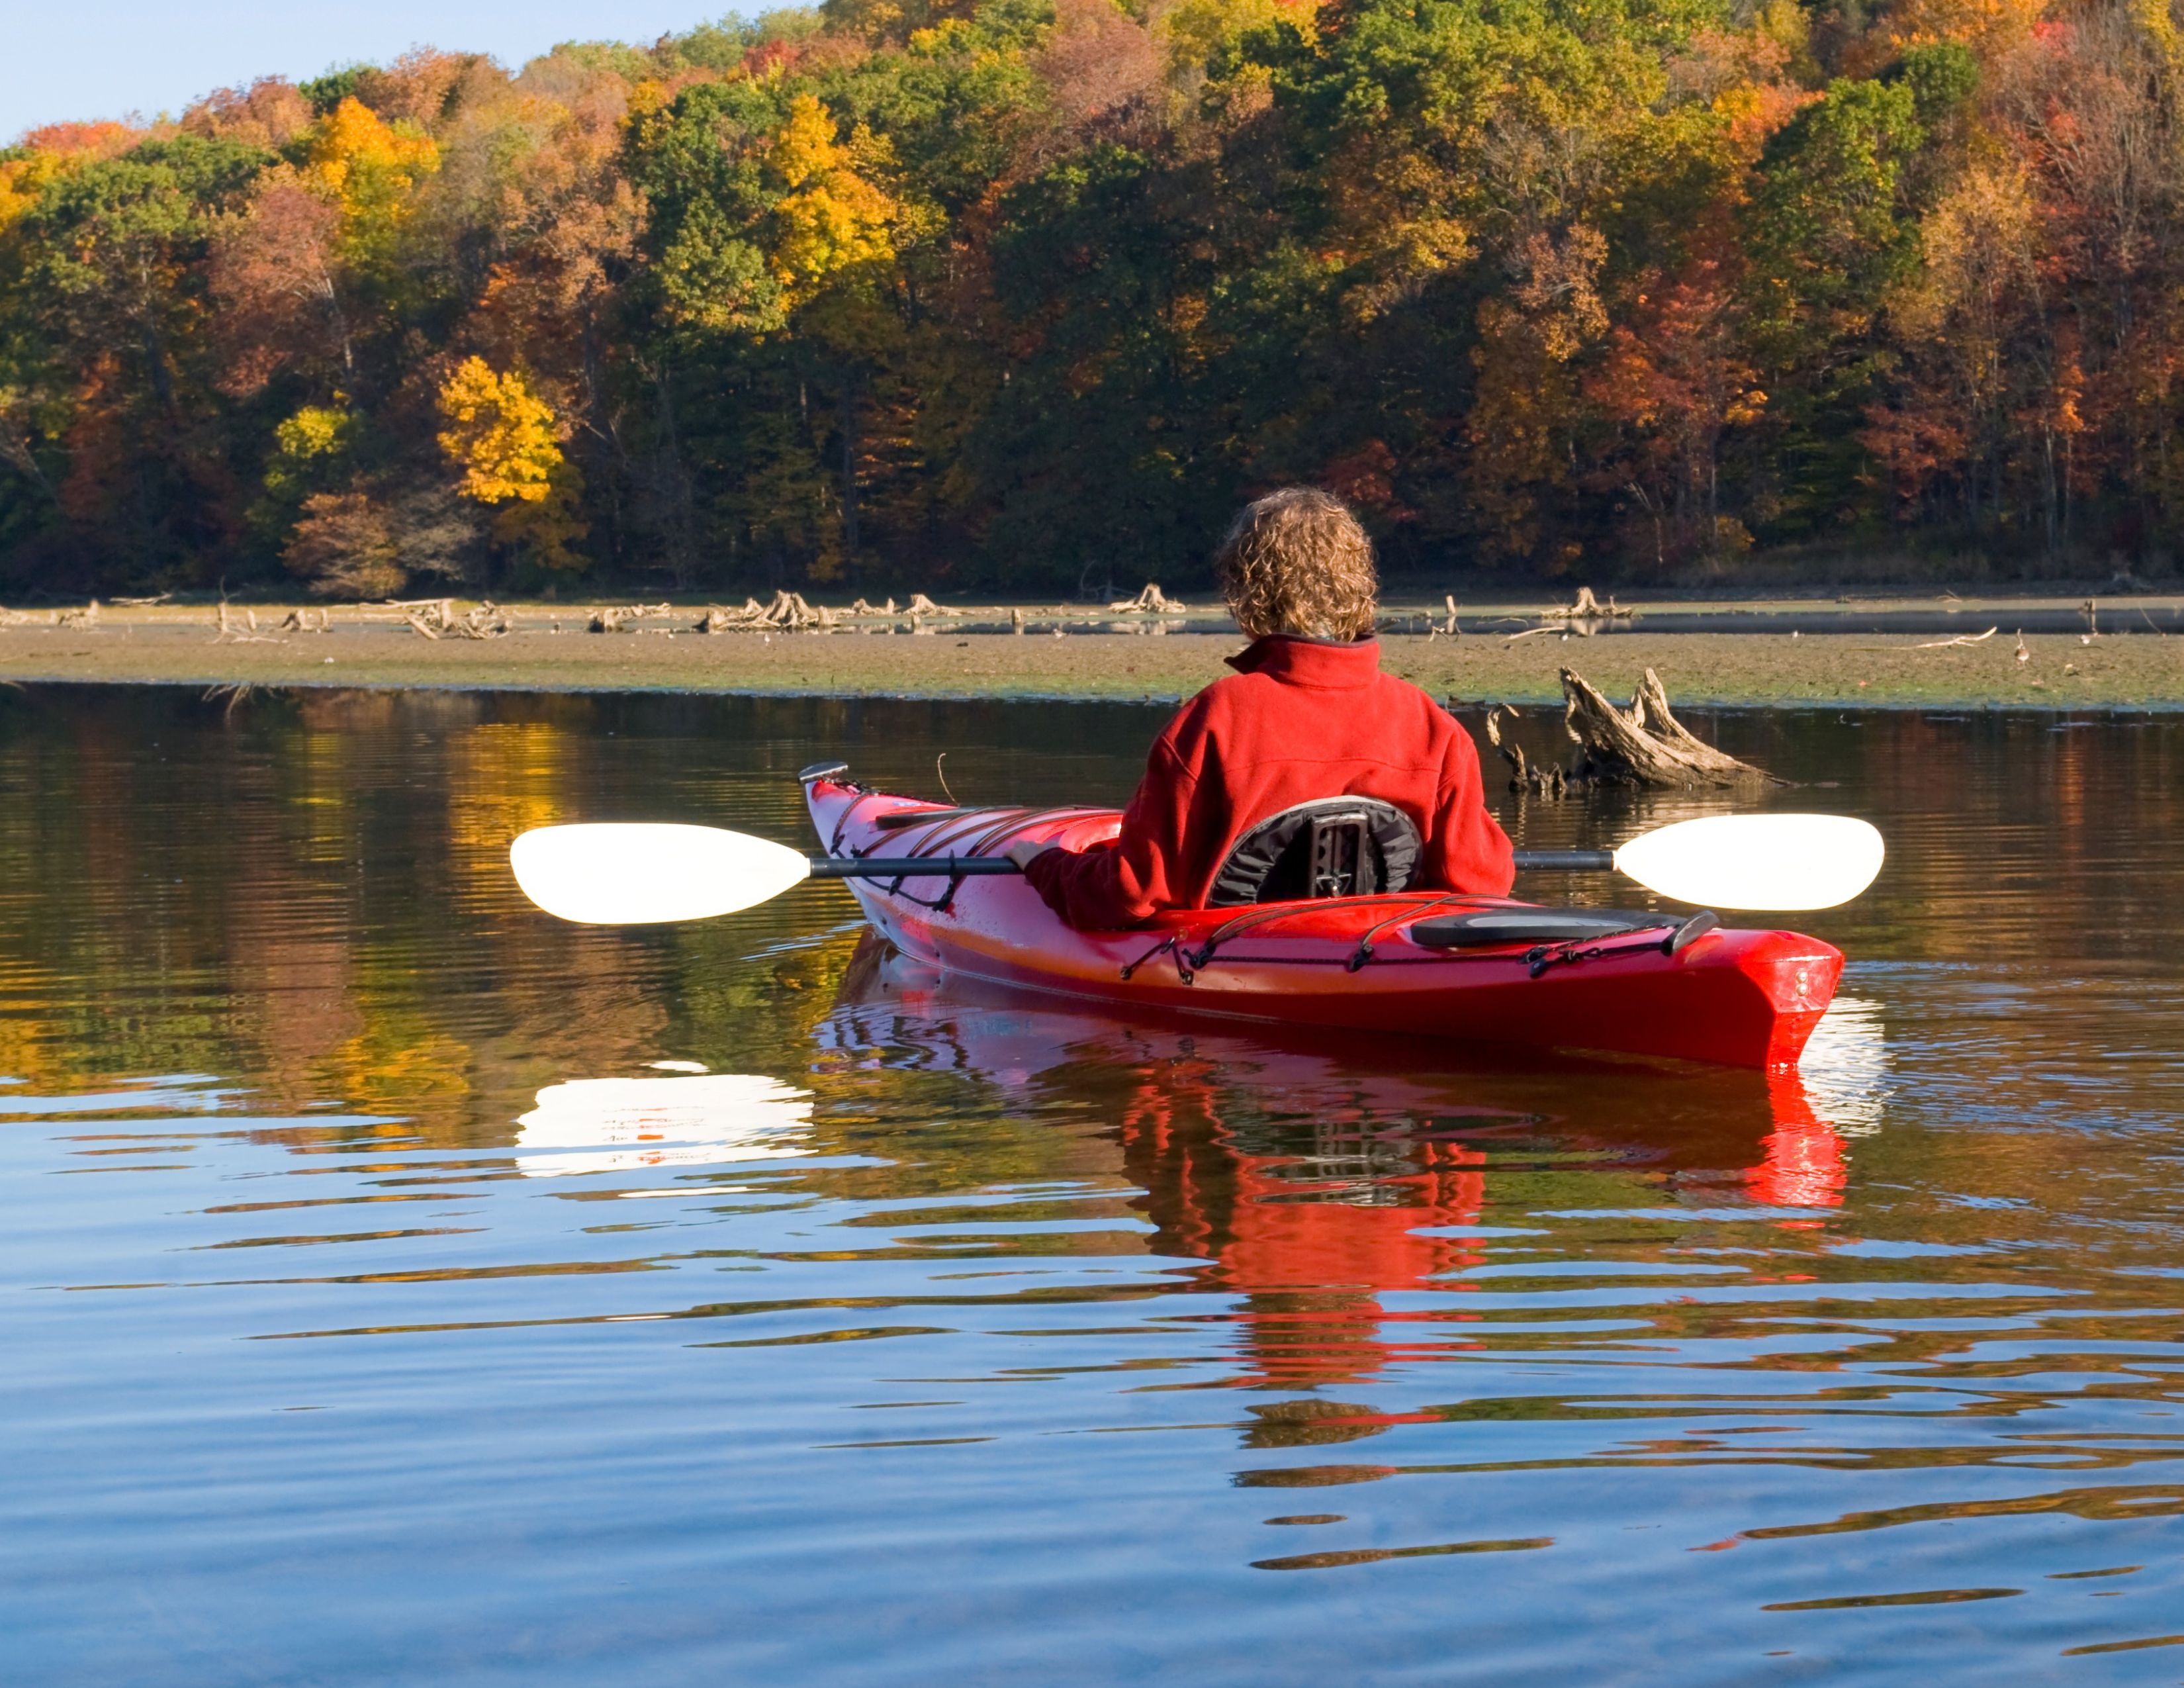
[{"xmin": 1, "ymin": 136, "xmax": 267, "ymax": 583}]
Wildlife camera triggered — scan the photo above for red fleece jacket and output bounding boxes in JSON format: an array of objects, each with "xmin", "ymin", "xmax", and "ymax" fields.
[{"xmin": 1024, "ymin": 635, "xmax": 1515, "ymax": 929}]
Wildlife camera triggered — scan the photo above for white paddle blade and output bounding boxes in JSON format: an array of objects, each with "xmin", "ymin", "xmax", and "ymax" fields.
[
  {"xmin": 1611, "ymin": 814, "xmax": 1885, "ymax": 911},
  {"xmin": 510, "ymin": 824, "xmax": 811, "ymax": 924}
]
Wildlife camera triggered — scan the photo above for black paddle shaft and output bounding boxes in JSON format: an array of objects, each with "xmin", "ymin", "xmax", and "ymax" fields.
[
  {"xmin": 807, "ymin": 849, "xmax": 1614, "ymax": 877},
  {"xmin": 807, "ymin": 855, "xmax": 1024, "ymax": 877}
]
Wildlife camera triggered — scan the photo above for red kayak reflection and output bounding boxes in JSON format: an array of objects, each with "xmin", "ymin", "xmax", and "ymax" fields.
[{"xmin": 823, "ymin": 935, "xmax": 1864, "ymax": 1388}]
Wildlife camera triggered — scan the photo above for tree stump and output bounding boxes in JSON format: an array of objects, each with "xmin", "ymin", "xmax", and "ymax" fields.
[
  {"xmin": 1547, "ymin": 585, "xmax": 1631, "ymax": 621},
  {"xmin": 1108, "ymin": 583, "xmax": 1189, "ymax": 613},
  {"xmin": 1484, "ymin": 668, "xmax": 1774, "ymax": 794}
]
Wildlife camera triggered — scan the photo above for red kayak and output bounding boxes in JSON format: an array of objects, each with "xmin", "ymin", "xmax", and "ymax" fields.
[{"xmin": 802, "ymin": 769, "xmax": 1844, "ymax": 1071}]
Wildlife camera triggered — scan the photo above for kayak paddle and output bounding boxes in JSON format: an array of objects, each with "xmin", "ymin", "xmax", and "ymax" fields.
[{"xmin": 509, "ymin": 812, "xmax": 1883, "ymax": 925}]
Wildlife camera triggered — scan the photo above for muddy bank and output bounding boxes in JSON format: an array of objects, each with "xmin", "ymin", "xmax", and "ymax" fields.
[{"xmin": 3, "ymin": 604, "xmax": 2180, "ymax": 707}]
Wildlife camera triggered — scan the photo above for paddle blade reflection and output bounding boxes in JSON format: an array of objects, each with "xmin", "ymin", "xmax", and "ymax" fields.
[{"xmin": 516, "ymin": 1071, "xmax": 814, "ymax": 1178}]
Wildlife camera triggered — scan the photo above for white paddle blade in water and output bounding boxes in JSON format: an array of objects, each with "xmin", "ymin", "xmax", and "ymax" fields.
[
  {"xmin": 510, "ymin": 823, "xmax": 811, "ymax": 923},
  {"xmin": 1611, "ymin": 813, "xmax": 1885, "ymax": 910}
]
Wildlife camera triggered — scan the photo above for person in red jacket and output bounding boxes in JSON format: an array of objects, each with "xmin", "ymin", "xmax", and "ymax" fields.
[{"xmin": 1007, "ymin": 487, "xmax": 1515, "ymax": 929}]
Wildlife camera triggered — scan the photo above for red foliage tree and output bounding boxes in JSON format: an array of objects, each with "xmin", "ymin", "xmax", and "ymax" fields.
[{"xmin": 209, "ymin": 175, "xmax": 351, "ymax": 395}]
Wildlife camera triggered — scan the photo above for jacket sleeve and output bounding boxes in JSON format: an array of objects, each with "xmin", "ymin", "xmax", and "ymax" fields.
[
  {"xmin": 1023, "ymin": 733, "xmax": 1200, "ymax": 929},
  {"xmin": 1422, "ymin": 718, "xmax": 1516, "ymax": 895}
]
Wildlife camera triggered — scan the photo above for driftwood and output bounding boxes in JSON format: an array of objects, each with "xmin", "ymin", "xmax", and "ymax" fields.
[
  {"xmin": 697, "ymin": 590, "xmax": 835, "ymax": 632},
  {"xmin": 447, "ymin": 601, "xmax": 510, "ymax": 639},
  {"xmin": 1109, "ymin": 583, "xmax": 1189, "ymax": 613},
  {"xmin": 113, "ymin": 592, "xmax": 171, "ymax": 606},
  {"xmin": 394, "ymin": 599, "xmax": 505, "ymax": 639},
  {"xmin": 690, "ymin": 590, "xmax": 950, "ymax": 631},
  {"xmin": 590, "ymin": 600, "xmax": 672, "ymax": 633},
  {"xmin": 212, "ymin": 602, "xmax": 279, "ymax": 643},
  {"xmin": 1906, "ymin": 625, "xmax": 1997, "ymax": 649},
  {"xmin": 764, "ymin": 590, "xmax": 829, "ymax": 629},
  {"xmin": 378, "ymin": 598, "xmax": 490, "ymax": 639},
  {"xmin": 698, "ymin": 600, "xmax": 758, "ymax": 633},
  {"xmin": 1485, "ymin": 667, "xmax": 1774, "ymax": 794}
]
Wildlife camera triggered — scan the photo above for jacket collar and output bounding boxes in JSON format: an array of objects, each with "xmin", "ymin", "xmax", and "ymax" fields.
[{"xmin": 1224, "ymin": 634, "xmax": 1383, "ymax": 689}]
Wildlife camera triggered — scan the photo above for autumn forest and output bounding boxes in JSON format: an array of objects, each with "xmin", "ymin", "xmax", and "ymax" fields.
[{"xmin": 1, "ymin": 0, "xmax": 2177, "ymax": 599}]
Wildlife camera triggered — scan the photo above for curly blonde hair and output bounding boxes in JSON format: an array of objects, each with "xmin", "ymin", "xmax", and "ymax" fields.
[{"xmin": 1214, "ymin": 488, "xmax": 1379, "ymax": 641}]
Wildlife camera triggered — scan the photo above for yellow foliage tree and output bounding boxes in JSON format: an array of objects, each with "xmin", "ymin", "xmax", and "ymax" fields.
[
  {"xmin": 262, "ymin": 402, "xmax": 357, "ymax": 506},
  {"xmin": 437, "ymin": 357, "xmax": 560, "ymax": 502},
  {"xmin": 767, "ymin": 94, "xmax": 901, "ymax": 308},
  {"xmin": 0, "ymin": 152, "xmax": 68, "ymax": 234},
  {"xmin": 274, "ymin": 402, "xmax": 353, "ymax": 461},
  {"xmin": 1160, "ymin": 0, "xmax": 1321, "ymax": 81},
  {"xmin": 300, "ymin": 97, "xmax": 441, "ymax": 257},
  {"xmin": 435, "ymin": 357, "xmax": 586, "ymax": 569},
  {"xmin": 0, "ymin": 126, "xmax": 137, "ymax": 233}
]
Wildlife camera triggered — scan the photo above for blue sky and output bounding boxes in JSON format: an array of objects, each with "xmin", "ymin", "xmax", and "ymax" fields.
[{"xmin": 7, "ymin": 2, "xmax": 735, "ymax": 140}]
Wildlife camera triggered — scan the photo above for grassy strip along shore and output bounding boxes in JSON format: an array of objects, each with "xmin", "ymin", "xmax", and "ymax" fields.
[{"xmin": 3, "ymin": 600, "xmax": 2183, "ymax": 708}]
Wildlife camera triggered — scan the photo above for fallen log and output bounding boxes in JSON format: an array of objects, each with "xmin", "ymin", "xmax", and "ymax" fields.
[{"xmin": 1907, "ymin": 626, "xmax": 1997, "ymax": 649}]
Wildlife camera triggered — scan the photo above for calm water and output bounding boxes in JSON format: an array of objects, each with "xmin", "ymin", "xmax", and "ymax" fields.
[{"xmin": 5, "ymin": 684, "xmax": 2184, "ymax": 1685}]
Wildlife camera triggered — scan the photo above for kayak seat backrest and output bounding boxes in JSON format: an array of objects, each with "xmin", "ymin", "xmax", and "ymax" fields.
[
  {"xmin": 1209, "ymin": 797, "xmax": 1422, "ymax": 906},
  {"xmin": 1411, "ymin": 908, "xmax": 1674, "ymax": 948}
]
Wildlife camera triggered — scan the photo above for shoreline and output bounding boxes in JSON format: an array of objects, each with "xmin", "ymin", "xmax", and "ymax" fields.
[{"xmin": 5, "ymin": 600, "xmax": 2183, "ymax": 708}]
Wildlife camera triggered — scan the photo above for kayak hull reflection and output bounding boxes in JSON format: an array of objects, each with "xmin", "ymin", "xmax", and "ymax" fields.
[{"xmin": 805, "ymin": 777, "xmax": 1844, "ymax": 1071}]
